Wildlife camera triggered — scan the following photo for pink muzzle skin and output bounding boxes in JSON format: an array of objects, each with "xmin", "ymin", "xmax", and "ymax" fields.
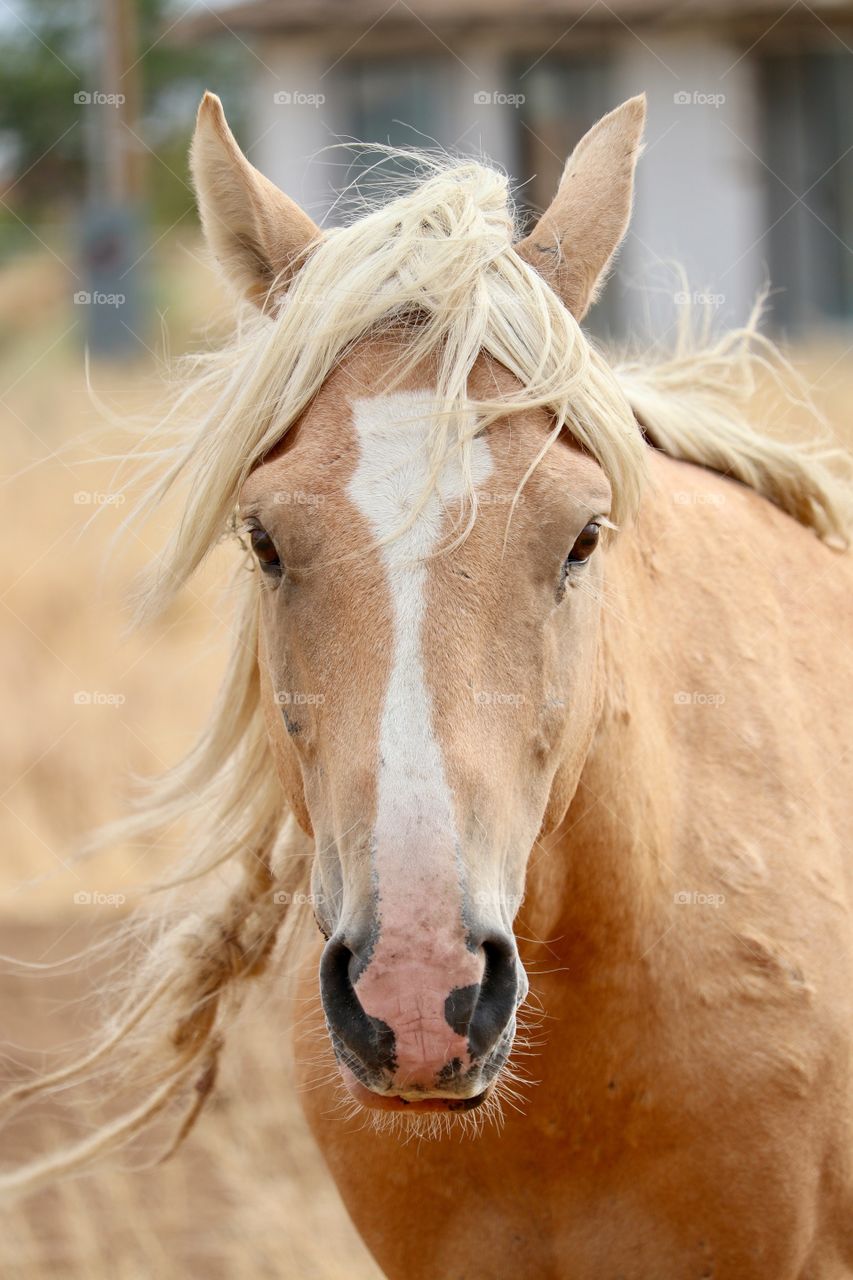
[{"xmin": 353, "ymin": 942, "xmax": 485, "ymax": 1093}]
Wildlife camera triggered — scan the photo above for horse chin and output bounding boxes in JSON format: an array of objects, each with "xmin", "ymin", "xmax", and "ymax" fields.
[{"xmin": 338, "ymin": 1063, "xmax": 494, "ymax": 1114}]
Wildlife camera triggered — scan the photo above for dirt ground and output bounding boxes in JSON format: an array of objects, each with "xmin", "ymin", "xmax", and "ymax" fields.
[{"xmin": 0, "ymin": 923, "xmax": 382, "ymax": 1280}]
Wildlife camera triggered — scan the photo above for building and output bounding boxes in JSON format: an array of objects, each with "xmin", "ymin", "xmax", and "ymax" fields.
[{"xmin": 183, "ymin": 0, "xmax": 853, "ymax": 337}]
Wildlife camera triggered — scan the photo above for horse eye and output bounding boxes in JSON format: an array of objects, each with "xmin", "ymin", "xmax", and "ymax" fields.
[
  {"xmin": 566, "ymin": 522, "xmax": 601, "ymax": 565},
  {"xmin": 249, "ymin": 526, "xmax": 281, "ymax": 573}
]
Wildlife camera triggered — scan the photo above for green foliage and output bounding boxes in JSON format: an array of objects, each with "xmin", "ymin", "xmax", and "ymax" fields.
[{"xmin": 0, "ymin": 0, "xmax": 249, "ymax": 223}]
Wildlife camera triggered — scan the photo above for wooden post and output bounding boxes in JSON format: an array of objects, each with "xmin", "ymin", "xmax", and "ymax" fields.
[
  {"xmin": 82, "ymin": 0, "xmax": 145, "ymax": 357},
  {"xmin": 101, "ymin": 0, "xmax": 144, "ymax": 202}
]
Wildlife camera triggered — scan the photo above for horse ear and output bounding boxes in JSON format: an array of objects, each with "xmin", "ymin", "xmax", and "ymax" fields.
[
  {"xmin": 515, "ymin": 95, "xmax": 646, "ymax": 320},
  {"xmin": 190, "ymin": 91, "xmax": 320, "ymax": 311}
]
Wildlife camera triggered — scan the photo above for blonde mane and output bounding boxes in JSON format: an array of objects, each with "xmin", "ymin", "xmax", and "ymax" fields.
[{"xmin": 2, "ymin": 153, "xmax": 850, "ymax": 1191}]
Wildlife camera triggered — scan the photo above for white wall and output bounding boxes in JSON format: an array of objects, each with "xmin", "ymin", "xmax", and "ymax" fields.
[
  {"xmin": 243, "ymin": 31, "xmax": 767, "ymax": 335},
  {"xmin": 434, "ymin": 42, "xmax": 521, "ymax": 176},
  {"xmin": 246, "ymin": 39, "xmax": 519, "ymax": 225},
  {"xmin": 243, "ymin": 39, "xmax": 351, "ymax": 226},
  {"xmin": 612, "ymin": 34, "xmax": 766, "ymax": 334}
]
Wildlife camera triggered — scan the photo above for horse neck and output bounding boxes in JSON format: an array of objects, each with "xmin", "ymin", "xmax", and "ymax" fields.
[{"xmin": 522, "ymin": 528, "xmax": 677, "ymax": 971}]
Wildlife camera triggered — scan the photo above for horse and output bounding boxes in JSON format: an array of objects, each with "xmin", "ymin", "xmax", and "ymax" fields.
[{"xmin": 4, "ymin": 90, "xmax": 853, "ymax": 1279}]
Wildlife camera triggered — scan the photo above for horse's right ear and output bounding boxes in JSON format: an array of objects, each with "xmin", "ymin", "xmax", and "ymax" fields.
[
  {"xmin": 190, "ymin": 92, "xmax": 320, "ymax": 311},
  {"xmin": 515, "ymin": 95, "xmax": 646, "ymax": 321}
]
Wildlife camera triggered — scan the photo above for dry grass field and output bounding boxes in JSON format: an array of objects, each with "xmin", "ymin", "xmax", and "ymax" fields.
[
  {"xmin": 0, "ymin": 240, "xmax": 381, "ymax": 1280},
  {"xmin": 0, "ymin": 922, "xmax": 381, "ymax": 1280},
  {"xmin": 0, "ymin": 238, "xmax": 850, "ymax": 1278}
]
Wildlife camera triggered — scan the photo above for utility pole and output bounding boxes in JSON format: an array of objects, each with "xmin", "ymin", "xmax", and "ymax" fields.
[{"xmin": 81, "ymin": 0, "xmax": 146, "ymax": 357}]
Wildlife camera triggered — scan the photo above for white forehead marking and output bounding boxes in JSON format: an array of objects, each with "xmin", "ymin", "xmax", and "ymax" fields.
[{"xmin": 347, "ymin": 387, "xmax": 493, "ymax": 879}]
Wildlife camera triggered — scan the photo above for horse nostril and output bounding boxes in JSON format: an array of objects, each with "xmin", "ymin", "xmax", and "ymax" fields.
[
  {"xmin": 466, "ymin": 935, "xmax": 519, "ymax": 1060},
  {"xmin": 320, "ymin": 937, "xmax": 396, "ymax": 1078},
  {"xmin": 322, "ymin": 929, "xmax": 519, "ymax": 1085}
]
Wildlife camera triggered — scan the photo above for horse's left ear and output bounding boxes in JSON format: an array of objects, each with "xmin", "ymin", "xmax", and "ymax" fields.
[
  {"xmin": 515, "ymin": 95, "xmax": 646, "ymax": 320},
  {"xmin": 190, "ymin": 91, "xmax": 320, "ymax": 311}
]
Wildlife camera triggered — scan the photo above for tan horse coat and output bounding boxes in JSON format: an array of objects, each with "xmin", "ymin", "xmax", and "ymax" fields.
[{"xmin": 295, "ymin": 446, "xmax": 853, "ymax": 1278}]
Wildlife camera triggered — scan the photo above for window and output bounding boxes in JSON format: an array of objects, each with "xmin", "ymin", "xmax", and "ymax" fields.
[{"xmin": 761, "ymin": 51, "xmax": 853, "ymax": 330}]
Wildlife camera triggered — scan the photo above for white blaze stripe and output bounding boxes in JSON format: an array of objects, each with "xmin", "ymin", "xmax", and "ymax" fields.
[{"xmin": 348, "ymin": 390, "xmax": 494, "ymax": 890}]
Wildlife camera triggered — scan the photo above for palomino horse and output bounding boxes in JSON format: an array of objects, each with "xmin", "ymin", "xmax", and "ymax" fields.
[{"xmin": 4, "ymin": 92, "xmax": 853, "ymax": 1278}]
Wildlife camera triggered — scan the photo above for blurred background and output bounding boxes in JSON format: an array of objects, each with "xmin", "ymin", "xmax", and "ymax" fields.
[{"xmin": 0, "ymin": 1, "xmax": 851, "ymax": 1276}]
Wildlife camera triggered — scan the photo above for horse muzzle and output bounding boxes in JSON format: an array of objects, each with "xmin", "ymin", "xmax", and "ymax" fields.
[{"xmin": 319, "ymin": 927, "xmax": 523, "ymax": 1106}]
